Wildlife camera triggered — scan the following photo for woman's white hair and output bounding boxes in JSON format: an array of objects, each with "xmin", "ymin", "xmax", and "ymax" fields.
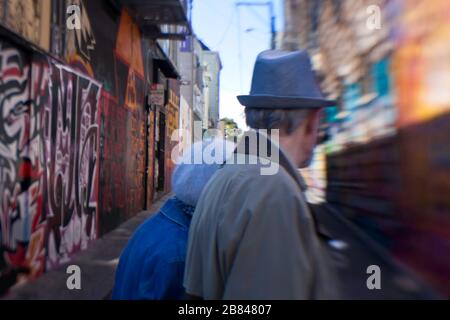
[{"xmin": 171, "ymin": 138, "xmax": 236, "ymax": 207}]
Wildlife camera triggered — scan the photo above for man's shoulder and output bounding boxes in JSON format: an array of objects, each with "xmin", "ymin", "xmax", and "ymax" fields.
[
  {"xmin": 197, "ymin": 161, "xmax": 304, "ymax": 221},
  {"xmin": 219, "ymin": 159, "xmax": 300, "ymax": 192}
]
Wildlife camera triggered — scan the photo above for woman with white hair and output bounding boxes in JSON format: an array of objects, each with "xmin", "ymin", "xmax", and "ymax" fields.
[{"xmin": 112, "ymin": 138, "xmax": 235, "ymax": 300}]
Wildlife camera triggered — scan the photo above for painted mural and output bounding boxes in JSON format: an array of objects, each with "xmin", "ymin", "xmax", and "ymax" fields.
[
  {"xmin": 0, "ymin": 0, "xmax": 180, "ymax": 294},
  {"xmin": 0, "ymin": 39, "xmax": 100, "ymax": 288},
  {"xmin": 64, "ymin": 1, "xmax": 148, "ymax": 233},
  {"xmin": 43, "ymin": 63, "xmax": 101, "ymax": 270},
  {"xmin": 0, "ymin": 42, "xmax": 45, "ymax": 283},
  {"xmin": 113, "ymin": 8, "xmax": 146, "ymax": 222}
]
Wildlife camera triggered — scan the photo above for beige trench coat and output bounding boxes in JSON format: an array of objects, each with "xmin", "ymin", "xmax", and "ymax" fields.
[{"xmin": 184, "ymin": 133, "xmax": 340, "ymax": 299}]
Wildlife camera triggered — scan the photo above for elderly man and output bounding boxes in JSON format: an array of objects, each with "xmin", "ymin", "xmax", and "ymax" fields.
[
  {"xmin": 112, "ymin": 138, "xmax": 235, "ymax": 300},
  {"xmin": 184, "ymin": 50, "xmax": 340, "ymax": 299}
]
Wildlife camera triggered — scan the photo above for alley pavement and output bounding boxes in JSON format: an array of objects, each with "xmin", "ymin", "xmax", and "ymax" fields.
[
  {"xmin": 2, "ymin": 195, "xmax": 171, "ymax": 300},
  {"xmin": 2, "ymin": 193, "xmax": 441, "ymax": 300}
]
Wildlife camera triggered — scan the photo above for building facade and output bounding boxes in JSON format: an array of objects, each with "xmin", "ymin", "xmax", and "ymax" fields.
[
  {"xmin": 177, "ymin": 35, "xmax": 222, "ymax": 146},
  {"xmin": 202, "ymin": 47, "xmax": 222, "ymax": 130}
]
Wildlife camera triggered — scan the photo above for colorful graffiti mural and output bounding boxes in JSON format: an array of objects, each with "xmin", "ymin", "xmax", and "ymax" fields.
[
  {"xmin": 0, "ymin": 43, "xmax": 46, "ymax": 282},
  {"xmin": 64, "ymin": 1, "xmax": 149, "ymax": 232},
  {"xmin": 43, "ymin": 63, "xmax": 101, "ymax": 269},
  {"xmin": 113, "ymin": 7, "xmax": 146, "ymax": 221},
  {"xmin": 0, "ymin": 39, "xmax": 101, "ymax": 287},
  {"xmin": 1, "ymin": 0, "xmax": 181, "ymax": 293}
]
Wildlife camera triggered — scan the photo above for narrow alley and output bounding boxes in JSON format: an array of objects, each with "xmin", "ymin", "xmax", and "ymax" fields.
[{"xmin": 0, "ymin": 0, "xmax": 449, "ymax": 301}]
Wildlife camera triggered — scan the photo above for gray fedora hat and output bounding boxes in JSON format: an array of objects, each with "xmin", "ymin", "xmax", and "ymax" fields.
[{"xmin": 237, "ymin": 50, "xmax": 335, "ymax": 108}]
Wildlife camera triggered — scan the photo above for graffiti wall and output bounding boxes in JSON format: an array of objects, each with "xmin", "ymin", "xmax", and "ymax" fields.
[
  {"xmin": 0, "ymin": 42, "xmax": 45, "ymax": 282},
  {"xmin": 44, "ymin": 62, "xmax": 101, "ymax": 270},
  {"xmin": 0, "ymin": 38, "xmax": 100, "ymax": 286},
  {"xmin": 1, "ymin": 0, "xmax": 181, "ymax": 293},
  {"xmin": 305, "ymin": 0, "xmax": 450, "ymax": 296},
  {"xmin": 64, "ymin": 1, "xmax": 149, "ymax": 234}
]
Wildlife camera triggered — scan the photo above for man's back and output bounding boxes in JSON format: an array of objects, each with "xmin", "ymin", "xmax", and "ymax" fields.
[{"xmin": 184, "ymin": 153, "xmax": 339, "ymax": 299}]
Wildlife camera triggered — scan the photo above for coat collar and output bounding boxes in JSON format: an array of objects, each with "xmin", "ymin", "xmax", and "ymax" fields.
[
  {"xmin": 234, "ymin": 130, "xmax": 308, "ymax": 191},
  {"xmin": 159, "ymin": 197, "xmax": 192, "ymax": 230},
  {"xmin": 232, "ymin": 131, "xmax": 335, "ymax": 241}
]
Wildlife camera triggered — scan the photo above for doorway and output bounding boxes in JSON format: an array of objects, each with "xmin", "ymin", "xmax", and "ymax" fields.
[{"xmin": 153, "ymin": 109, "xmax": 166, "ymax": 200}]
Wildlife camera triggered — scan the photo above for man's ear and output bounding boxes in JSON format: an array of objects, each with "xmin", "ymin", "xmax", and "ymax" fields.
[{"xmin": 304, "ymin": 109, "xmax": 321, "ymax": 135}]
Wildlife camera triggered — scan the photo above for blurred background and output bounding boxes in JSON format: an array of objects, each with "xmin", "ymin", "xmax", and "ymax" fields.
[{"xmin": 281, "ymin": 0, "xmax": 450, "ymax": 299}]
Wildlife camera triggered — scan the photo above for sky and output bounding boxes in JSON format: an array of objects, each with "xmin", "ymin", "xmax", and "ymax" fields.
[{"xmin": 192, "ymin": 0, "xmax": 284, "ymax": 130}]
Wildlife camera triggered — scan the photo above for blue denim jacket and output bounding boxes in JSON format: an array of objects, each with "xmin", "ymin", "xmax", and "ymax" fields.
[{"xmin": 112, "ymin": 197, "xmax": 193, "ymax": 300}]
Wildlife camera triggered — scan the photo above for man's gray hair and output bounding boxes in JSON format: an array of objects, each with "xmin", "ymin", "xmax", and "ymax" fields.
[{"xmin": 245, "ymin": 108, "xmax": 313, "ymax": 135}]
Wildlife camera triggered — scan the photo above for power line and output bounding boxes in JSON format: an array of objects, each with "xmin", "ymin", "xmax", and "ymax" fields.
[
  {"xmin": 210, "ymin": 8, "xmax": 236, "ymax": 49},
  {"xmin": 247, "ymin": 4, "xmax": 268, "ymax": 27},
  {"xmin": 235, "ymin": 0, "xmax": 276, "ymax": 93},
  {"xmin": 236, "ymin": 4, "xmax": 244, "ymax": 92}
]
